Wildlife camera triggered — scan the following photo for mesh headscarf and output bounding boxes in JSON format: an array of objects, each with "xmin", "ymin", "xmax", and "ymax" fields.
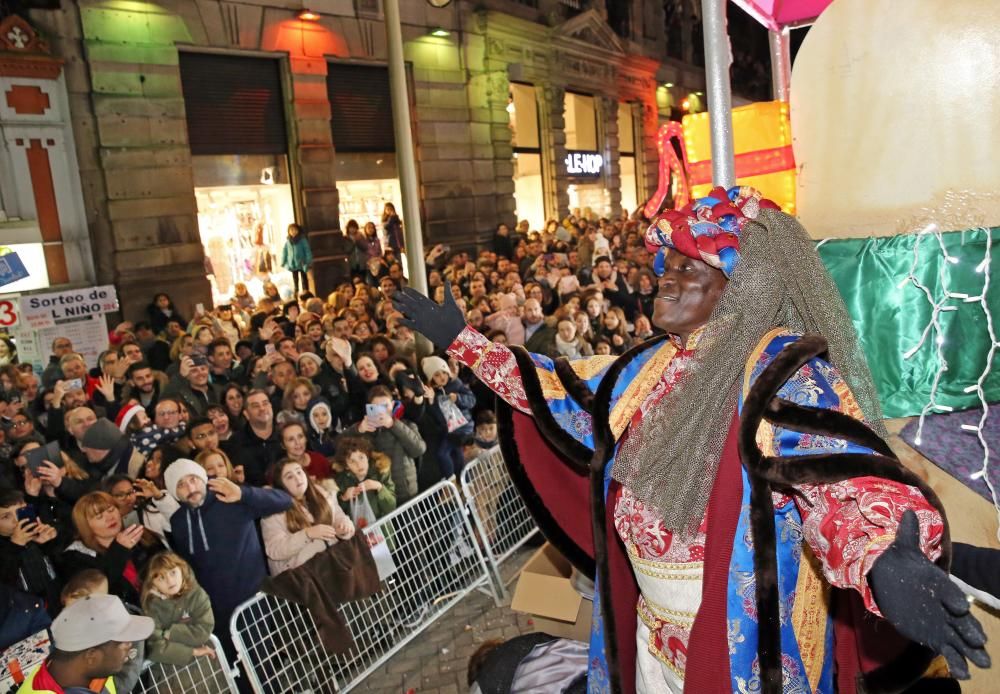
[{"xmin": 612, "ymin": 207, "xmax": 887, "ymax": 535}]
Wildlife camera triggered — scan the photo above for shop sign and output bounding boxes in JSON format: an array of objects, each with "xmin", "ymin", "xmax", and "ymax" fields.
[
  {"xmin": 18, "ymin": 285, "xmax": 119, "ymax": 330},
  {"xmin": 565, "ymin": 150, "xmax": 604, "ymax": 178}
]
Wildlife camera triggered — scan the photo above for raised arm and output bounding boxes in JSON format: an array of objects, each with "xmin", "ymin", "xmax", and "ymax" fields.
[{"xmin": 393, "ymin": 283, "xmax": 531, "ymax": 414}]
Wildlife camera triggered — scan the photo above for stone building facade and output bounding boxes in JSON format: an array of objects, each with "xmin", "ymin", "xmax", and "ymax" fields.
[{"xmin": 14, "ymin": 0, "xmax": 705, "ymax": 318}]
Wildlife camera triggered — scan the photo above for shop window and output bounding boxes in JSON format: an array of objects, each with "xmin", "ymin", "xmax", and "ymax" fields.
[
  {"xmin": 327, "ymin": 63, "xmax": 403, "ymax": 242},
  {"xmin": 191, "ymin": 155, "xmax": 296, "ymax": 305},
  {"xmin": 564, "ymin": 92, "xmax": 597, "ymax": 151},
  {"xmin": 565, "ymin": 92, "xmax": 608, "ymax": 219},
  {"xmin": 510, "ymin": 83, "xmax": 545, "ymax": 231},
  {"xmin": 510, "ymin": 82, "xmax": 540, "ymax": 150},
  {"xmin": 179, "ymin": 53, "xmax": 297, "ymax": 304},
  {"xmin": 618, "ymin": 102, "xmax": 638, "ymax": 215}
]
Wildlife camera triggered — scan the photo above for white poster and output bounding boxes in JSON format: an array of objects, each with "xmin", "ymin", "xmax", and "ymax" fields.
[
  {"xmin": 0, "ymin": 286, "xmax": 117, "ymax": 372},
  {"xmin": 18, "ymin": 285, "xmax": 118, "ymax": 331}
]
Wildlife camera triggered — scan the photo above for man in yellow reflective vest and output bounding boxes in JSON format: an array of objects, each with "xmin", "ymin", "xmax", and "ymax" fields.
[{"xmin": 18, "ymin": 594, "xmax": 153, "ymax": 694}]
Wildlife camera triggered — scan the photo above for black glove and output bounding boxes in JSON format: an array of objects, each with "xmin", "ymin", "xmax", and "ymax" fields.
[
  {"xmin": 392, "ymin": 281, "xmax": 467, "ymax": 350},
  {"xmin": 869, "ymin": 510, "xmax": 990, "ymax": 679}
]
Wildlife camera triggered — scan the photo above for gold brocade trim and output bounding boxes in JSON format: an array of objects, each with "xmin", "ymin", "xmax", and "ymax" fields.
[
  {"xmin": 569, "ymin": 355, "xmax": 619, "ymax": 380},
  {"xmin": 743, "ymin": 328, "xmax": 792, "ymax": 457},
  {"xmin": 637, "ymin": 606, "xmax": 687, "ymax": 677},
  {"xmin": 535, "ymin": 367, "xmax": 568, "ymax": 400},
  {"xmin": 643, "ymin": 599, "xmax": 697, "ymax": 625},
  {"xmin": 609, "ymin": 341, "xmax": 679, "ymax": 439},
  {"xmin": 742, "ymin": 327, "xmax": 792, "ymax": 400},
  {"xmin": 791, "ymin": 545, "xmax": 830, "ymax": 693},
  {"xmin": 627, "ymin": 546, "xmax": 704, "ymax": 571}
]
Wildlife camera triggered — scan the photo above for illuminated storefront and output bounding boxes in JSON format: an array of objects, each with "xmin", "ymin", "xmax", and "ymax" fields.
[
  {"xmin": 618, "ymin": 102, "xmax": 639, "ymax": 216},
  {"xmin": 564, "ymin": 92, "xmax": 611, "ymax": 219},
  {"xmin": 179, "ymin": 52, "xmax": 298, "ymax": 304},
  {"xmin": 510, "ymin": 83, "xmax": 546, "ymax": 231},
  {"xmin": 327, "ymin": 63, "xmax": 402, "ymax": 245}
]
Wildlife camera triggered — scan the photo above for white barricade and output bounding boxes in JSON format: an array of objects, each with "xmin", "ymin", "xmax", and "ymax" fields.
[
  {"xmin": 134, "ymin": 635, "xmax": 239, "ymax": 694},
  {"xmin": 460, "ymin": 446, "xmax": 538, "ymax": 592},
  {"xmin": 229, "ymin": 480, "xmax": 499, "ymax": 693}
]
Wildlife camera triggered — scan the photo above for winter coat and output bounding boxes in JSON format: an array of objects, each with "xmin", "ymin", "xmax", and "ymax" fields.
[
  {"xmin": 281, "ymin": 235, "xmax": 313, "ymax": 272},
  {"xmin": 169, "ymin": 486, "xmax": 292, "ymax": 624},
  {"xmin": 59, "ymin": 539, "xmax": 147, "ymax": 606},
  {"xmin": 403, "ymin": 397, "xmax": 451, "ymax": 491},
  {"xmin": 436, "ymin": 377, "xmax": 476, "ymax": 438},
  {"xmin": 0, "ymin": 536, "xmax": 61, "ymax": 616},
  {"xmin": 144, "ymin": 584, "xmax": 215, "ymax": 666},
  {"xmin": 161, "ymin": 375, "xmax": 222, "ymax": 418},
  {"xmin": 344, "ymin": 417, "xmax": 424, "ymax": 504},
  {"xmin": 0, "ymin": 584, "xmax": 51, "ymax": 652},
  {"xmin": 260, "ymin": 489, "xmax": 355, "ymax": 575},
  {"xmin": 335, "ymin": 467, "xmax": 396, "ymax": 520},
  {"xmin": 383, "ymin": 214, "xmax": 404, "ymax": 253}
]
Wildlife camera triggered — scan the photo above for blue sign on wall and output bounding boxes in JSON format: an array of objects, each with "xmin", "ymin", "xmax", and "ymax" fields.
[{"xmin": 0, "ymin": 252, "xmax": 29, "ymax": 289}]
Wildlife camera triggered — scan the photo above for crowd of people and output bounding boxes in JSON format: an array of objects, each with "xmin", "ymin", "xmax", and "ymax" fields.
[{"xmin": 0, "ymin": 210, "xmax": 662, "ymax": 690}]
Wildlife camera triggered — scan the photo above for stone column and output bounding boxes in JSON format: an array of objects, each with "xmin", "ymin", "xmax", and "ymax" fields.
[
  {"xmin": 538, "ymin": 84, "xmax": 568, "ymax": 221},
  {"xmin": 599, "ymin": 96, "xmax": 622, "ymax": 219},
  {"xmin": 285, "ymin": 57, "xmax": 345, "ymax": 293}
]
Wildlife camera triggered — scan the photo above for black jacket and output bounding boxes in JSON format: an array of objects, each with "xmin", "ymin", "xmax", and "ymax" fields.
[{"xmin": 230, "ymin": 423, "xmax": 284, "ymax": 487}]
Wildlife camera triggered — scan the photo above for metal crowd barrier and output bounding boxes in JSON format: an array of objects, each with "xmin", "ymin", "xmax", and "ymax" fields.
[
  {"xmin": 134, "ymin": 635, "xmax": 239, "ymax": 694},
  {"xmin": 460, "ymin": 445, "xmax": 539, "ymax": 596},
  {"xmin": 229, "ymin": 479, "xmax": 499, "ymax": 694}
]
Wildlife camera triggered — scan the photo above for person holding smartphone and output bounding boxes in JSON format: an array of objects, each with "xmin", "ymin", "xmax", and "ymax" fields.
[{"xmin": 0, "ymin": 488, "xmax": 63, "ymax": 615}]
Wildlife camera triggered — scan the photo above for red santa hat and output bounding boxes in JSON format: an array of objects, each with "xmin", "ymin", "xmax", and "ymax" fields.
[{"xmin": 115, "ymin": 403, "xmax": 145, "ymax": 432}]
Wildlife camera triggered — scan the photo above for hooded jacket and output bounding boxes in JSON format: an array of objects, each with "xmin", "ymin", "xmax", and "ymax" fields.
[
  {"xmin": 168, "ymin": 486, "xmax": 291, "ymax": 622},
  {"xmin": 344, "ymin": 416, "xmax": 424, "ymax": 504}
]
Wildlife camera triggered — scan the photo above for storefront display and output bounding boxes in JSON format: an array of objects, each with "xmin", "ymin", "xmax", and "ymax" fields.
[
  {"xmin": 565, "ymin": 92, "xmax": 611, "ymax": 220},
  {"xmin": 335, "ymin": 152, "xmax": 402, "ymax": 244},
  {"xmin": 510, "ymin": 83, "xmax": 546, "ymax": 231},
  {"xmin": 192, "ymin": 155, "xmax": 297, "ymax": 305}
]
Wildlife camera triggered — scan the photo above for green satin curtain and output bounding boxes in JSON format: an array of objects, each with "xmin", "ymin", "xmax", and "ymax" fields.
[{"xmin": 818, "ymin": 227, "xmax": 1000, "ymax": 418}]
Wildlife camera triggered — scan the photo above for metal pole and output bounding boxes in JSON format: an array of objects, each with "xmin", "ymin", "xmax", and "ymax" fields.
[
  {"xmin": 700, "ymin": 0, "xmax": 736, "ymax": 188},
  {"xmin": 768, "ymin": 28, "xmax": 791, "ymax": 102},
  {"xmin": 384, "ymin": 0, "xmax": 428, "ymax": 295}
]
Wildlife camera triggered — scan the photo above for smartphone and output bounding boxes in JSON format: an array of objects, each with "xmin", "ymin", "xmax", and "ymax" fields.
[
  {"xmin": 365, "ymin": 403, "xmax": 387, "ymax": 424},
  {"xmin": 189, "ymin": 353, "xmax": 208, "ymax": 367},
  {"xmin": 16, "ymin": 505, "xmax": 37, "ymax": 523},
  {"xmin": 65, "ymin": 378, "xmax": 83, "ymax": 391},
  {"xmin": 264, "ymin": 343, "xmax": 276, "ymax": 356},
  {"xmin": 195, "ymin": 302, "xmax": 205, "ymax": 315},
  {"xmin": 24, "ymin": 441, "xmax": 61, "ymax": 475}
]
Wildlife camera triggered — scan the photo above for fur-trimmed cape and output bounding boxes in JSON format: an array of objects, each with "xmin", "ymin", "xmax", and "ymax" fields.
[{"xmin": 497, "ymin": 332, "xmax": 958, "ymax": 694}]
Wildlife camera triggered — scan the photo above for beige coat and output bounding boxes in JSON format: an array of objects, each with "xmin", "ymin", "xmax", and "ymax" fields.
[{"xmin": 260, "ymin": 489, "xmax": 355, "ymax": 576}]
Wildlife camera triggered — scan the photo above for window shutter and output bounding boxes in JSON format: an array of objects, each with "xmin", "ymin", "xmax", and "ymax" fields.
[
  {"xmin": 327, "ymin": 63, "xmax": 396, "ymax": 153},
  {"xmin": 179, "ymin": 53, "xmax": 288, "ymax": 155}
]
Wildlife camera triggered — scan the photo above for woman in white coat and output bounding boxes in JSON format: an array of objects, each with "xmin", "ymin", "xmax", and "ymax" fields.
[{"xmin": 261, "ymin": 459, "xmax": 355, "ymax": 575}]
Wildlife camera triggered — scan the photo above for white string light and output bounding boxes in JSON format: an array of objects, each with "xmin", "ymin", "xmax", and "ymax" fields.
[{"xmin": 899, "ymin": 224, "xmax": 1000, "ymax": 540}]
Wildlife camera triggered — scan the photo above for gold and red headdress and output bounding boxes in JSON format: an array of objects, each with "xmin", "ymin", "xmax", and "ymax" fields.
[{"xmin": 644, "ymin": 186, "xmax": 778, "ymax": 277}]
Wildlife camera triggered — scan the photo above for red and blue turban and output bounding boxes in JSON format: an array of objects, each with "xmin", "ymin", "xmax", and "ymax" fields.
[{"xmin": 644, "ymin": 186, "xmax": 779, "ymax": 278}]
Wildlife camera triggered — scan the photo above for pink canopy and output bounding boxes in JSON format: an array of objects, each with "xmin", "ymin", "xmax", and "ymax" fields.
[{"xmin": 730, "ymin": 0, "xmax": 834, "ymax": 30}]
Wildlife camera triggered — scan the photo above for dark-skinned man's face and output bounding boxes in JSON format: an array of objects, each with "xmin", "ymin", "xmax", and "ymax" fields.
[{"xmin": 652, "ymin": 249, "xmax": 728, "ymax": 342}]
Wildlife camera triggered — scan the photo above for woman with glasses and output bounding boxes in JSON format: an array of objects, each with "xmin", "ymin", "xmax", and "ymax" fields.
[{"xmin": 101, "ymin": 474, "xmax": 176, "ymax": 547}]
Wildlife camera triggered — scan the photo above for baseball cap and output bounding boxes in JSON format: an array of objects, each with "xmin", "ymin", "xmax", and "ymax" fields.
[{"xmin": 51, "ymin": 594, "xmax": 154, "ymax": 652}]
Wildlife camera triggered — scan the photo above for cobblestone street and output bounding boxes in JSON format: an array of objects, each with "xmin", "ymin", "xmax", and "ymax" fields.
[{"xmin": 351, "ymin": 547, "xmax": 536, "ymax": 694}]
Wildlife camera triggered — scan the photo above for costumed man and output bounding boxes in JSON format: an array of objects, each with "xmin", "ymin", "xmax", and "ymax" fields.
[{"xmin": 393, "ymin": 188, "xmax": 991, "ymax": 694}]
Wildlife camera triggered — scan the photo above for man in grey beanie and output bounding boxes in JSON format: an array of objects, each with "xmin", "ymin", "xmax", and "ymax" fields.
[{"xmin": 37, "ymin": 418, "xmax": 145, "ymax": 503}]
